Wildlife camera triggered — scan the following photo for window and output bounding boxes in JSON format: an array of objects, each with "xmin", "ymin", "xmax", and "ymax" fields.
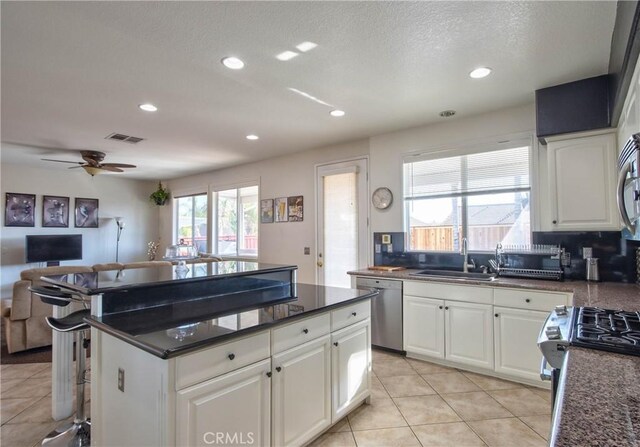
[
  {"xmin": 213, "ymin": 185, "xmax": 258, "ymax": 258},
  {"xmin": 175, "ymin": 194, "xmax": 208, "ymax": 252},
  {"xmin": 403, "ymin": 143, "xmax": 531, "ymax": 252}
]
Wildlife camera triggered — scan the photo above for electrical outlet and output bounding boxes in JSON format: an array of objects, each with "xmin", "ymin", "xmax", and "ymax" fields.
[
  {"xmin": 419, "ymin": 254, "xmax": 426, "ymax": 263},
  {"xmin": 583, "ymin": 247, "xmax": 593, "ymax": 259},
  {"xmin": 118, "ymin": 368, "xmax": 125, "ymax": 392}
]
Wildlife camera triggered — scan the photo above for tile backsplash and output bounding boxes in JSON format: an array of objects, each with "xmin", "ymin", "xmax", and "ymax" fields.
[{"xmin": 373, "ymin": 231, "xmax": 639, "ymax": 283}]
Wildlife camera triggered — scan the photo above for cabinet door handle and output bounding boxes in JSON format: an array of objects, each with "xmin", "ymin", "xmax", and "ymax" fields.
[
  {"xmin": 525, "ymin": 298, "xmax": 531, "ymax": 303},
  {"xmin": 302, "ymin": 328, "xmax": 309, "ymax": 334},
  {"xmin": 439, "ymin": 306, "xmax": 443, "ymax": 309},
  {"xmin": 351, "ymin": 312, "xmax": 357, "ymax": 317},
  {"xmin": 276, "ymin": 366, "xmax": 282, "ymax": 372},
  {"xmin": 228, "ymin": 353, "xmax": 235, "ymax": 361},
  {"xmin": 266, "ymin": 372, "xmax": 272, "ymax": 378},
  {"xmin": 445, "ymin": 306, "xmax": 449, "ymax": 310},
  {"xmin": 333, "ymin": 342, "xmax": 339, "ymax": 346},
  {"xmin": 552, "ymin": 220, "xmax": 557, "ymax": 224},
  {"xmin": 495, "ymin": 313, "xmax": 499, "ymax": 318}
]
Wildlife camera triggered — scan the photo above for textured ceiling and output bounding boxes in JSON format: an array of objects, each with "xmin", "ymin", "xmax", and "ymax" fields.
[{"xmin": 1, "ymin": 1, "xmax": 617, "ymax": 180}]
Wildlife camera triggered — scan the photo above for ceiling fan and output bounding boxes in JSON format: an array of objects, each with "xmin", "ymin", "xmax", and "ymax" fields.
[{"xmin": 42, "ymin": 150, "xmax": 137, "ymax": 176}]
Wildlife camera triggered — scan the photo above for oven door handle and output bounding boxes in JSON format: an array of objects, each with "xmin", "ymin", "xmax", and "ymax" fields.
[
  {"xmin": 540, "ymin": 357, "xmax": 553, "ymax": 381},
  {"xmin": 617, "ymin": 163, "xmax": 637, "ymax": 235}
]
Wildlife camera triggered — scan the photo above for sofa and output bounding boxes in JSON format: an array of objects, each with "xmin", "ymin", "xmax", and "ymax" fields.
[{"xmin": 1, "ymin": 257, "xmax": 221, "ymax": 353}]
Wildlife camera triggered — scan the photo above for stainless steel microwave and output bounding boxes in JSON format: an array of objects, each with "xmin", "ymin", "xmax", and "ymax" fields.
[{"xmin": 617, "ymin": 133, "xmax": 640, "ymax": 241}]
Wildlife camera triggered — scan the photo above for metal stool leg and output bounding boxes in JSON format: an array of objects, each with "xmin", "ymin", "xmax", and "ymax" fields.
[{"xmin": 42, "ymin": 330, "xmax": 90, "ymax": 447}]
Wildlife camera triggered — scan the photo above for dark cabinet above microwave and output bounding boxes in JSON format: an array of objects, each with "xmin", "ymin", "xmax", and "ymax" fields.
[{"xmin": 535, "ymin": 75, "xmax": 612, "ymax": 143}]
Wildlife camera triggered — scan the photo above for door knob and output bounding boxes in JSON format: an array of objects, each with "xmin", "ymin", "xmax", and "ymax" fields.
[{"xmin": 317, "ymin": 260, "xmax": 324, "ymax": 267}]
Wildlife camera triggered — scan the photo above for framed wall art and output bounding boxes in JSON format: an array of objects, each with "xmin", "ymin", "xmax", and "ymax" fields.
[
  {"xmin": 5, "ymin": 193, "xmax": 35, "ymax": 227},
  {"xmin": 260, "ymin": 199, "xmax": 274, "ymax": 223},
  {"xmin": 42, "ymin": 195, "xmax": 70, "ymax": 227},
  {"xmin": 288, "ymin": 196, "xmax": 303, "ymax": 222},
  {"xmin": 274, "ymin": 197, "xmax": 288, "ymax": 222},
  {"xmin": 74, "ymin": 198, "xmax": 99, "ymax": 228}
]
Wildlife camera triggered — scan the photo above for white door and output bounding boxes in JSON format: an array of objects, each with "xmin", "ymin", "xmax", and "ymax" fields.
[
  {"xmin": 331, "ymin": 319, "xmax": 371, "ymax": 422},
  {"xmin": 176, "ymin": 359, "xmax": 271, "ymax": 447},
  {"xmin": 272, "ymin": 335, "xmax": 331, "ymax": 447},
  {"xmin": 316, "ymin": 159, "xmax": 368, "ymax": 287},
  {"xmin": 494, "ymin": 306, "xmax": 548, "ymax": 381},
  {"xmin": 445, "ymin": 301, "xmax": 494, "ymax": 370},
  {"xmin": 403, "ymin": 295, "xmax": 445, "ymax": 359}
]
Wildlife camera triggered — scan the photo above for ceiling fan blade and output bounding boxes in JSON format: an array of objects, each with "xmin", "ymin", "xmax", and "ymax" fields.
[
  {"xmin": 68, "ymin": 165, "xmax": 85, "ymax": 169},
  {"xmin": 101, "ymin": 163, "xmax": 137, "ymax": 168},
  {"xmin": 100, "ymin": 166, "xmax": 124, "ymax": 173},
  {"xmin": 42, "ymin": 158, "xmax": 84, "ymax": 165}
]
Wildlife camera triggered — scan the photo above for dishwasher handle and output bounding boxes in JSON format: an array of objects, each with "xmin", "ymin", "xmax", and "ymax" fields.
[{"xmin": 355, "ymin": 277, "xmax": 403, "ymax": 290}]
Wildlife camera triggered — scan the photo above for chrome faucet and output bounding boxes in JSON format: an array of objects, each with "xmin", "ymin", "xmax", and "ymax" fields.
[{"xmin": 460, "ymin": 237, "xmax": 476, "ymax": 273}]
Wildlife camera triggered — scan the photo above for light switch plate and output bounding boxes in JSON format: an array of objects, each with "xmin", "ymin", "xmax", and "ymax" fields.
[{"xmin": 304, "ymin": 247, "xmax": 310, "ymax": 255}]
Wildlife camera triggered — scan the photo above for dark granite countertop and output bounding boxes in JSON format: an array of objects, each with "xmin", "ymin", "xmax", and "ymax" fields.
[
  {"xmin": 42, "ymin": 261, "xmax": 296, "ymax": 295},
  {"xmin": 86, "ymin": 283, "xmax": 377, "ymax": 359},
  {"xmin": 349, "ymin": 268, "xmax": 640, "ymax": 446}
]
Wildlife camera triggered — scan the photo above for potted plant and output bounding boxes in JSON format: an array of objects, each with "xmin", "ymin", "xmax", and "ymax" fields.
[{"xmin": 150, "ymin": 182, "xmax": 170, "ymax": 206}]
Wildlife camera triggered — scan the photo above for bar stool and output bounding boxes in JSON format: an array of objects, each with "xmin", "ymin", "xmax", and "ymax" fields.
[{"xmin": 30, "ymin": 286, "xmax": 91, "ymax": 447}]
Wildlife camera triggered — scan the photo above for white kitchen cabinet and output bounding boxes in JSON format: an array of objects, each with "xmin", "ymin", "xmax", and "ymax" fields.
[
  {"xmin": 494, "ymin": 306, "xmax": 548, "ymax": 382},
  {"xmin": 445, "ymin": 301, "xmax": 494, "ymax": 369},
  {"xmin": 403, "ymin": 295, "xmax": 445, "ymax": 359},
  {"xmin": 546, "ymin": 131, "xmax": 618, "ymax": 231},
  {"xmin": 272, "ymin": 335, "xmax": 331, "ymax": 447},
  {"xmin": 176, "ymin": 358, "xmax": 272, "ymax": 447},
  {"xmin": 331, "ymin": 318, "xmax": 371, "ymax": 422}
]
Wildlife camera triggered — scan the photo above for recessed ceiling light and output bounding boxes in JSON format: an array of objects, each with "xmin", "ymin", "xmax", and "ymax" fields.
[
  {"xmin": 221, "ymin": 57, "xmax": 245, "ymax": 69},
  {"xmin": 439, "ymin": 110, "xmax": 456, "ymax": 118},
  {"xmin": 276, "ymin": 51, "xmax": 299, "ymax": 61},
  {"xmin": 296, "ymin": 41, "xmax": 317, "ymax": 52},
  {"xmin": 246, "ymin": 134, "xmax": 259, "ymax": 140},
  {"xmin": 330, "ymin": 110, "xmax": 345, "ymax": 117},
  {"xmin": 138, "ymin": 103, "xmax": 158, "ymax": 112},
  {"xmin": 469, "ymin": 67, "xmax": 492, "ymax": 79}
]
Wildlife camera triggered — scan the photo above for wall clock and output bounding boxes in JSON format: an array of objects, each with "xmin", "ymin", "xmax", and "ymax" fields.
[{"xmin": 372, "ymin": 187, "xmax": 393, "ymax": 210}]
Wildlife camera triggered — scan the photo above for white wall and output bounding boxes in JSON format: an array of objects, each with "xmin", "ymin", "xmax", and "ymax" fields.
[
  {"xmin": 163, "ymin": 140, "xmax": 370, "ymax": 284},
  {"xmin": 0, "ymin": 162, "xmax": 159, "ymax": 298},
  {"xmin": 369, "ymin": 103, "xmax": 537, "ymax": 233}
]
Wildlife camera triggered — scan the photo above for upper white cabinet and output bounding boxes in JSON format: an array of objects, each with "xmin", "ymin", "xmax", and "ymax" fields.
[{"xmin": 546, "ymin": 131, "xmax": 618, "ymax": 230}]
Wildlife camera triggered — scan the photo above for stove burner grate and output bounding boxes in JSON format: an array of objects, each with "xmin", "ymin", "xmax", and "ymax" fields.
[{"xmin": 571, "ymin": 307, "xmax": 640, "ymax": 356}]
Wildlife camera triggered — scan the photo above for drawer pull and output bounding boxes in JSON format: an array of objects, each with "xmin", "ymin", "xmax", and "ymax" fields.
[
  {"xmin": 525, "ymin": 298, "xmax": 531, "ymax": 303},
  {"xmin": 439, "ymin": 306, "xmax": 443, "ymax": 309},
  {"xmin": 495, "ymin": 313, "xmax": 499, "ymax": 318},
  {"xmin": 276, "ymin": 366, "xmax": 282, "ymax": 372},
  {"xmin": 302, "ymin": 328, "xmax": 309, "ymax": 334},
  {"xmin": 266, "ymin": 372, "xmax": 272, "ymax": 378},
  {"xmin": 228, "ymin": 353, "xmax": 235, "ymax": 361},
  {"xmin": 351, "ymin": 312, "xmax": 357, "ymax": 317},
  {"xmin": 334, "ymin": 342, "xmax": 339, "ymax": 346}
]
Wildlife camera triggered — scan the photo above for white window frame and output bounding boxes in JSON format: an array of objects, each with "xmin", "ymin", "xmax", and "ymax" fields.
[
  {"xmin": 402, "ymin": 134, "xmax": 535, "ymax": 253},
  {"xmin": 211, "ymin": 181, "xmax": 259, "ymax": 260},
  {"xmin": 173, "ymin": 192, "xmax": 208, "ymax": 252}
]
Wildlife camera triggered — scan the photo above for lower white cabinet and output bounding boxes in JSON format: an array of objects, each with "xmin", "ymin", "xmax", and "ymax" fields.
[
  {"xmin": 331, "ymin": 319, "xmax": 371, "ymax": 422},
  {"xmin": 445, "ymin": 301, "xmax": 494, "ymax": 369},
  {"xmin": 272, "ymin": 335, "xmax": 332, "ymax": 447},
  {"xmin": 176, "ymin": 358, "xmax": 272, "ymax": 447},
  {"xmin": 494, "ymin": 307, "xmax": 548, "ymax": 381},
  {"xmin": 404, "ymin": 295, "xmax": 492, "ymax": 369}
]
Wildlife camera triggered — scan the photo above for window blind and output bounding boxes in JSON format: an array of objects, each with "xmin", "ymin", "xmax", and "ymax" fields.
[{"xmin": 404, "ymin": 145, "xmax": 530, "ymax": 199}]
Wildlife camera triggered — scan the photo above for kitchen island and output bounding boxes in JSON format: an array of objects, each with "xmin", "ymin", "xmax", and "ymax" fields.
[{"xmin": 46, "ymin": 262, "xmax": 377, "ymax": 447}]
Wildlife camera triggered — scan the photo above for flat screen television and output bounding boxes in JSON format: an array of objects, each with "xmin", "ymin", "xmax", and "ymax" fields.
[{"xmin": 25, "ymin": 234, "xmax": 83, "ymax": 265}]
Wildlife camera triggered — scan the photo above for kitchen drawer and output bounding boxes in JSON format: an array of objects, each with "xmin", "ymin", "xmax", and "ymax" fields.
[
  {"xmin": 331, "ymin": 300, "xmax": 371, "ymax": 332},
  {"xmin": 403, "ymin": 280, "xmax": 493, "ymax": 304},
  {"xmin": 272, "ymin": 313, "xmax": 331, "ymax": 354},
  {"xmin": 494, "ymin": 288, "xmax": 571, "ymax": 312},
  {"xmin": 175, "ymin": 331, "xmax": 270, "ymax": 390}
]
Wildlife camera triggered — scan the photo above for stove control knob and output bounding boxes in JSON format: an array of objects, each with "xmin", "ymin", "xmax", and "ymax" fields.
[
  {"xmin": 546, "ymin": 325, "xmax": 561, "ymax": 340},
  {"xmin": 554, "ymin": 305, "xmax": 568, "ymax": 316}
]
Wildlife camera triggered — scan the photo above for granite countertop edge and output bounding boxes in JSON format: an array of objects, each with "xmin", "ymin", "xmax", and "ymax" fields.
[{"xmin": 85, "ymin": 288, "xmax": 377, "ymax": 359}]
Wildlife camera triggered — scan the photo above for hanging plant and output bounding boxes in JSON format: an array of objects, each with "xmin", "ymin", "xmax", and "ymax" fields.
[{"xmin": 150, "ymin": 181, "xmax": 170, "ymax": 206}]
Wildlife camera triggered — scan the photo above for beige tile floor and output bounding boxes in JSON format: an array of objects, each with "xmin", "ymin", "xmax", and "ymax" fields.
[
  {"xmin": 0, "ymin": 349, "xmax": 551, "ymax": 446},
  {"xmin": 310, "ymin": 349, "xmax": 551, "ymax": 447},
  {"xmin": 1, "ymin": 362, "xmax": 90, "ymax": 447}
]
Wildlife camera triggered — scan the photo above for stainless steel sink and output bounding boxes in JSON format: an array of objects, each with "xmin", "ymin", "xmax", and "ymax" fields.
[{"xmin": 410, "ymin": 269, "xmax": 496, "ymax": 281}]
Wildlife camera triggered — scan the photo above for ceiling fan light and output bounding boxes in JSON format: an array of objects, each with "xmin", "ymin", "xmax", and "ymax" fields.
[{"xmin": 83, "ymin": 166, "xmax": 104, "ymax": 176}]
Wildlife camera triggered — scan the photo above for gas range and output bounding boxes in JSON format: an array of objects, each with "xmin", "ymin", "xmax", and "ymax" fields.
[{"xmin": 538, "ymin": 306, "xmax": 640, "ymax": 370}]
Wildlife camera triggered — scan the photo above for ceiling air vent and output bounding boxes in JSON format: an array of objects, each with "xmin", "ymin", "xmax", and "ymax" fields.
[{"xmin": 105, "ymin": 133, "xmax": 145, "ymax": 144}]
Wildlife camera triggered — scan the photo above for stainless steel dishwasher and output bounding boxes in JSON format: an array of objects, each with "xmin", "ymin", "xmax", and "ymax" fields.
[{"xmin": 355, "ymin": 277, "xmax": 403, "ymax": 352}]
